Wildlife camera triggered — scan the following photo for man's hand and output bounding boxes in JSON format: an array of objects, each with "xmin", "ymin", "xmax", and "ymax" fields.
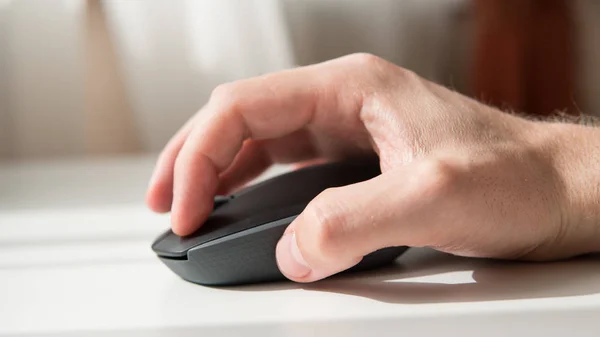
[{"xmin": 146, "ymin": 53, "xmax": 600, "ymax": 283}]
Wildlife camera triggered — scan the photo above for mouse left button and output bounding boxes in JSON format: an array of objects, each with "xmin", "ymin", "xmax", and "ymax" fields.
[{"xmin": 151, "ymin": 230, "xmax": 188, "ymax": 258}]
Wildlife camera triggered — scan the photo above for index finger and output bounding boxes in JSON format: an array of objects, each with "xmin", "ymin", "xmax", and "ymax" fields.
[{"xmin": 170, "ymin": 54, "xmax": 376, "ymax": 235}]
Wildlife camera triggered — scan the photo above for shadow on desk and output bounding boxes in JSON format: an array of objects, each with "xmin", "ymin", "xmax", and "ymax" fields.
[{"xmin": 227, "ymin": 248, "xmax": 600, "ymax": 304}]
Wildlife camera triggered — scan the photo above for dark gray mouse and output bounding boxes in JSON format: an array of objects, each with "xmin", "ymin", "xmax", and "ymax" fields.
[{"xmin": 151, "ymin": 159, "xmax": 409, "ymax": 286}]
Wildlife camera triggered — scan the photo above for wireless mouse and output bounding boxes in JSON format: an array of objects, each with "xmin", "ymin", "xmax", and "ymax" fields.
[{"xmin": 151, "ymin": 159, "xmax": 409, "ymax": 286}]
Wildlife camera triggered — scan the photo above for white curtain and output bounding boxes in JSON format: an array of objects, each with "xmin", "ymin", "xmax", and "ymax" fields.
[
  {"xmin": 1, "ymin": 0, "xmax": 598, "ymax": 160},
  {"xmin": 0, "ymin": 0, "xmax": 296, "ymax": 159}
]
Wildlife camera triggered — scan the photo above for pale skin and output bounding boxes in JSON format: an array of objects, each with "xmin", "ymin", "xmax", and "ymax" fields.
[{"xmin": 146, "ymin": 53, "xmax": 600, "ymax": 283}]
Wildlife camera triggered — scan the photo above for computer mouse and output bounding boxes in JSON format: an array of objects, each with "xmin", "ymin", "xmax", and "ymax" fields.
[{"xmin": 151, "ymin": 158, "xmax": 409, "ymax": 286}]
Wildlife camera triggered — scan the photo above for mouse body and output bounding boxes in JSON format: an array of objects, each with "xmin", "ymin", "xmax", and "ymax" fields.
[{"xmin": 151, "ymin": 159, "xmax": 409, "ymax": 286}]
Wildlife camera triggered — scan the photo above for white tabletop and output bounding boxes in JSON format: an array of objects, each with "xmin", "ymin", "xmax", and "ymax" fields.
[{"xmin": 1, "ymin": 155, "xmax": 599, "ymax": 336}]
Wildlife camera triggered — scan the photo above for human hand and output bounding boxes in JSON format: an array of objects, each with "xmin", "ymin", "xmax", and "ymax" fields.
[{"xmin": 146, "ymin": 53, "xmax": 600, "ymax": 283}]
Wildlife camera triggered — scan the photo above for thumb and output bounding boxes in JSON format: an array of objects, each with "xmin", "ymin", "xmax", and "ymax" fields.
[{"xmin": 275, "ymin": 170, "xmax": 423, "ymax": 283}]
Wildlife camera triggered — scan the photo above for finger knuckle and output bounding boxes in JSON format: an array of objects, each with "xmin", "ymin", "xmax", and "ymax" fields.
[
  {"xmin": 346, "ymin": 52, "xmax": 385, "ymax": 69},
  {"xmin": 344, "ymin": 53, "xmax": 420, "ymax": 97},
  {"xmin": 415, "ymin": 157, "xmax": 464, "ymax": 200},
  {"xmin": 210, "ymin": 83, "xmax": 247, "ymax": 121},
  {"xmin": 396, "ymin": 66, "xmax": 420, "ymax": 84},
  {"xmin": 210, "ymin": 82, "xmax": 239, "ymax": 106},
  {"xmin": 302, "ymin": 189, "xmax": 347, "ymax": 260}
]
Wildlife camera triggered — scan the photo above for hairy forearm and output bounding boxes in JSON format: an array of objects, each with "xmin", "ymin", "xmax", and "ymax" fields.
[
  {"xmin": 527, "ymin": 113, "xmax": 600, "ymax": 255},
  {"xmin": 522, "ymin": 111, "xmax": 600, "ymax": 127}
]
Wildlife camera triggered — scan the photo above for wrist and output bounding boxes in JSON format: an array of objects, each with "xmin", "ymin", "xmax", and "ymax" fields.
[{"xmin": 531, "ymin": 120, "xmax": 600, "ymax": 255}]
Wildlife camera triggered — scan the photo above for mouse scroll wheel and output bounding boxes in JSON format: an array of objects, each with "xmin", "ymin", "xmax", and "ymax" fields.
[{"xmin": 213, "ymin": 195, "xmax": 233, "ymax": 209}]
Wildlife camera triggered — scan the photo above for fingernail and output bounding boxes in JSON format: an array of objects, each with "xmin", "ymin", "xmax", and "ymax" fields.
[{"xmin": 277, "ymin": 232, "xmax": 311, "ymax": 279}]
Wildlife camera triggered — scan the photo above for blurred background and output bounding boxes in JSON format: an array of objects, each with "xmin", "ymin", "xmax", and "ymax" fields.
[
  {"xmin": 3, "ymin": 2, "xmax": 600, "ymax": 331},
  {"xmin": 0, "ymin": 0, "xmax": 599, "ymax": 161}
]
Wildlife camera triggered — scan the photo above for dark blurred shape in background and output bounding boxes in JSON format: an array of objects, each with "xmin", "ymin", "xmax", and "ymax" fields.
[{"xmin": 473, "ymin": 0, "xmax": 577, "ymax": 117}]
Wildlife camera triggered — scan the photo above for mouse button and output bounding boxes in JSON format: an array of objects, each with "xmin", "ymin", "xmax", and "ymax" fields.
[
  {"xmin": 192, "ymin": 203, "xmax": 304, "ymax": 244},
  {"xmin": 151, "ymin": 215, "xmax": 235, "ymax": 258},
  {"xmin": 151, "ymin": 229, "xmax": 176, "ymax": 255},
  {"xmin": 229, "ymin": 168, "xmax": 343, "ymax": 212},
  {"xmin": 218, "ymin": 181, "xmax": 313, "ymax": 221},
  {"xmin": 152, "ymin": 204, "xmax": 305, "ymax": 259},
  {"xmin": 151, "ymin": 230, "xmax": 186, "ymax": 258}
]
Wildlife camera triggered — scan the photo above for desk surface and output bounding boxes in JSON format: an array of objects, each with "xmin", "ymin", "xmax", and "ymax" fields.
[{"xmin": 1, "ymin": 155, "xmax": 599, "ymax": 337}]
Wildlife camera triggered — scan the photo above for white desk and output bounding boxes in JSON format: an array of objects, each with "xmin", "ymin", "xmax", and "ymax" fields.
[{"xmin": 1, "ymin": 155, "xmax": 599, "ymax": 336}]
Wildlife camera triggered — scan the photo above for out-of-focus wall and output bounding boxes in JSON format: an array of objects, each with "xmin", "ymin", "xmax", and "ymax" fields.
[
  {"xmin": 0, "ymin": 0, "xmax": 11, "ymax": 158},
  {"xmin": 0, "ymin": 0, "xmax": 598, "ymax": 160},
  {"xmin": 283, "ymin": 0, "xmax": 472, "ymax": 90},
  {"xmin": 0, "ymin": 0, "xmax": 84, "ymax": 159},
  {"xmin": 0, "ymin": 0, "xmax": 295, "ymax": 159}
]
